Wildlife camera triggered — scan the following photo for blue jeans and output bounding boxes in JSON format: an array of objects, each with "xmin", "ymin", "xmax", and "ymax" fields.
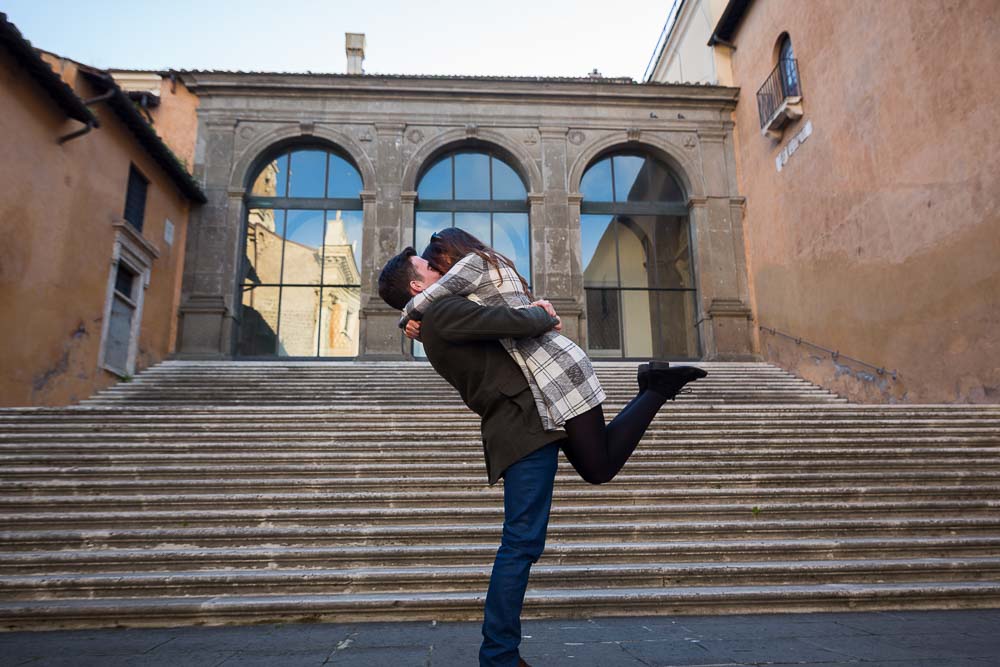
[{"xmin": 479, "ymin": 442, "xmax": 559, "ymax": 667}]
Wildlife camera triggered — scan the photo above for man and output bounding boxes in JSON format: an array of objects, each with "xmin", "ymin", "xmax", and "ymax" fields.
[
  {"xmin": 378, "ymin": 247, "xmax": 700, "ymax": 666},
  {"xmin": 380, "ymin": 247, "xmax": 566, "ymax": 666}
]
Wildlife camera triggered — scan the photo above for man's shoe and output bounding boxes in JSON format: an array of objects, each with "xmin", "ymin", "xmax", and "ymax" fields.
[
  {"xmin": 517, "ymin": 658, "xmax": 532, "ymax": 667},
  {"xmin": 637, "ymin": 360, "xmax": 670, "ymax": 392},
  {"xmin": 646, "ymin": 365, "xmax": 708, "ymax": 400}
]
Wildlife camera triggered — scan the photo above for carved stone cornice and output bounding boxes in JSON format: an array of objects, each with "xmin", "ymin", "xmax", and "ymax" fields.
[
  {"xmin": 400, "ymin": 191, "xmax": 418, "ymax": 203},
  {"xmin": 112, "ymin": 219, "xmax": 160, "ymax": 261},
  {"xmin": 527, "ymin": 193, "xmax": 546, "ymax": 205},
  {"xmin": 360, "ymin": 190, "xmax": 378, "ymax": 203},
  {"xmin": 688, "ymin": 197, "xmax": 709, "ymax": 209},
  {"xmin": 567, "ymin": 193, "xmax": 584, "ymax": 205}
]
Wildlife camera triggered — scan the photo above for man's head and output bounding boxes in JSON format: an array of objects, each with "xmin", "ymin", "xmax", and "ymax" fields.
[{"xmin": 378, "ymin": 246, "xmax": 442, "ymax": 310}]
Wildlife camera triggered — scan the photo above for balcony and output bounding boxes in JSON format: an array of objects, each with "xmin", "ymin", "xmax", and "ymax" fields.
[{"xmin": 757, "ymin": 59, "xmax": 803, "ymax": 139}]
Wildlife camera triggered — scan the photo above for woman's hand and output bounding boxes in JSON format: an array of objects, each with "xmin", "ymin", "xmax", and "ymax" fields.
[
  {"xmin": 531, "ymin": 299, "xmax": 562, "ymax": 332},
  {"xmin": 404, "ymin": 320, "xmax": 422, "ymax": 340}
]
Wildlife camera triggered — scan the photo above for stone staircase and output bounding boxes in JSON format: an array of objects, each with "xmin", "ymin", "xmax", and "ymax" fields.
[{"xmin": 1, "ymin": 360, "xmax": 999, "ymax": 629}]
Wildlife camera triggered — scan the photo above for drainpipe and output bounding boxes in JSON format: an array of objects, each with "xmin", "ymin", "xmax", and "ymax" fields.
[{"xmin": 57, "ymin": 89, "xmax": 115, "ymax": 144}]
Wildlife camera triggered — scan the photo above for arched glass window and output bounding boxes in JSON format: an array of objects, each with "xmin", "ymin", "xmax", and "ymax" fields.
[
  {"xmin": 238, "ymin": 146, "xmax": 364, "ymax": 357},
  {"xmin": 580, "ymin": 153, "xmax": 699, "ymax": 359},
  {"xmin": 414, "ymin": 151, "xmax": 530, "ymax": 281},
  {"xmin": 778, "ymin": 34, "xmax": 800, "ymax": 97}
]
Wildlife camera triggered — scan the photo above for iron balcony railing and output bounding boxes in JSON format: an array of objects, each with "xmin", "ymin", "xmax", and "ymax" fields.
[{"xmin": 757, "ymin": 59, "xmax": 801, "ymax": 129}]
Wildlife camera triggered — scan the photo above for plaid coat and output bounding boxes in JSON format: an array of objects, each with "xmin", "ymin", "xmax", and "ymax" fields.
[{"xmin": 401, "ymin": 253, "xmax": 606, "ymax": 430}]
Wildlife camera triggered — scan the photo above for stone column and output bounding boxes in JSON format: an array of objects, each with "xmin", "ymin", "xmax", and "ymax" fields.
[
  {"xmin": 177, "ymin": 120, "xmax": 237, "ymax": 358},
  {"xmin": 537, "ymin": 126, "xmax": 583, "ymax": 344},
  {"xmin": 359, "ymin": 123, "xmax": 408, "ymax": 359}
]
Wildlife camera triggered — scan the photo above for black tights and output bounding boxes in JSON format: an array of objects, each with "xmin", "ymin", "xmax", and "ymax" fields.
[{"xmin": 560, "ymin": 390, "xmax": 666, "ymax": 485}]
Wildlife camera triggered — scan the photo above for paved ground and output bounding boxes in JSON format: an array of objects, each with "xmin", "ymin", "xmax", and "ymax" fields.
[{"xmin": 3, "ymin": 609, "xmax": 999, "ymax": 666}]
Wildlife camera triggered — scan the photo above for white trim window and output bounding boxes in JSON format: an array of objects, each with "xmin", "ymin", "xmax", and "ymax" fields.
[{"xmin": 99, "ymin": 221, "xmax": 159, "ymax": 377}]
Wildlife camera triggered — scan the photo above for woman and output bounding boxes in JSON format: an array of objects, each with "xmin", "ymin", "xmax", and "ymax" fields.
[{"xmin": 401, "ymin": 227, "xmax": 707, "ymax": 484}]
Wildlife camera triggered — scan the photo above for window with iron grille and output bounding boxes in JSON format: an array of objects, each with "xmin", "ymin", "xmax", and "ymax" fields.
[{"xmin": 123, "ymin": 165, "xmax": 148, "ymax": 232}]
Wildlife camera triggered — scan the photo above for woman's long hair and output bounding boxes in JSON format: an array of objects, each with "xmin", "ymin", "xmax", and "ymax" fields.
[{"xmin": 422, "ymin": 227, "xmax": 532, "ymax": 297}]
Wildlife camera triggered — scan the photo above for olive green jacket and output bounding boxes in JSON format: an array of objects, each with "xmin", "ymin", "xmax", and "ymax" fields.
[{"xmin": 420, "ymin": 295, "xmax": 566, "ymax": 484}]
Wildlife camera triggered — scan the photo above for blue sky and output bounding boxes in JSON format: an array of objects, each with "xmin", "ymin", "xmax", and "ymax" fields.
[{"xmin": 5, "ymin": 0, "xmax": 671, "ymax": 80}]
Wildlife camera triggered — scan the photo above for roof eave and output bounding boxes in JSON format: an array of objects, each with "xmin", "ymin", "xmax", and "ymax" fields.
[
  {"xmin": 81, "ymin": 69, "xmax": 206, "ymax": 204},
  {"xmin": 0, "ymin": 13, "xmax": 97, "ymax": 125},
  {"xmin": 708, "ymin": 0, "xmax": 754, "ymax": 47}
]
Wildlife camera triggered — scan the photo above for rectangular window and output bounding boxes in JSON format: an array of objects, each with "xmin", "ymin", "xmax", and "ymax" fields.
[{"xmin": 123, "ymin": 165, "xmax": 148, "ymax": 232}]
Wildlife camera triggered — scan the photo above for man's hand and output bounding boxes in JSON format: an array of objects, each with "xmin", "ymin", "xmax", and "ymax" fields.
[
  {"xmin": 530, "ymin": 299, "xmax": 562, "ymax": 332},
  {"xmin": 404, "ymin": 320, "xmax": 422, "ymax": 340}
]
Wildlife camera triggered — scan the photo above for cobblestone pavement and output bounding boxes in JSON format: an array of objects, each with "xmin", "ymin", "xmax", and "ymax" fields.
[{"xmin": 3, "ymin": 609, "xmax": 999, "ymax": 666}]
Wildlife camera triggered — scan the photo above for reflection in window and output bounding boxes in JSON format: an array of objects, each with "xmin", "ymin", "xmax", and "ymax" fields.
[
  {"xmin": 240, "ymin": 146, "xmax": 364, "ymax": 358},
  {"xmin": 413, "ymin": 150, "xmax": 531, "ymax": 357},
  {"xmin": 580, "ymin": 153, "xmax": 699, "ymax": 359}
]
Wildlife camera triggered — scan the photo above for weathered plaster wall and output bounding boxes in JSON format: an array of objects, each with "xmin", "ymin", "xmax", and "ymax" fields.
[
  {"xmin": 0, "ymin": 51, "xmax": 192, "ymax": 406},
  {"xmin": 730, "ymin": 0, "xmax": 1000, "ymax": 403}
]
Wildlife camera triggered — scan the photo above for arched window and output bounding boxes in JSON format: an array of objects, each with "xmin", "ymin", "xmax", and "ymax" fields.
[
  {"xmin": 414, "ymin": 150, "xmax": 530, "ymax": 281},
  {"xmin": 778, "ymin": 34, "xmax": 800, "ymax": 97},
  {"xmin": 238, "ymin": 146, "xmax": 364, "ymax": 357},
  {"xmin": 580, "ymin": 153, "xmax": 699, "ymax": 359}
]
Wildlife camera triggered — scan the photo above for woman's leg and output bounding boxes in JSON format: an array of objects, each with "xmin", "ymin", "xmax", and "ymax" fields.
[{"xmin": 560, "ymin": 366, "xmax": 707, "ymax": 485}]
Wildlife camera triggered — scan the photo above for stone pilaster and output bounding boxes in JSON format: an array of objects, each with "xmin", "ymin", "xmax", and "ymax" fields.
[
  {"xmin": 359, "ymin": 123, "xmax": 409, "ymax": 359},
  {"xmin": 177, "ymin": 120, "xmax": 237, "ymax": 358}
]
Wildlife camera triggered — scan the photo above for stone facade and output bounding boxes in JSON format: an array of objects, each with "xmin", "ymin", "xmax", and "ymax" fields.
[{"xmin": 175, "ymin": 73, "xmax": 752, "ymax": 360}]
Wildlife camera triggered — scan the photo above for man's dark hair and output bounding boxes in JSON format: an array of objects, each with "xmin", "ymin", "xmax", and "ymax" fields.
[{"xmin": 378, "ymin": 246, "xmax": 418, "ymax": 310}]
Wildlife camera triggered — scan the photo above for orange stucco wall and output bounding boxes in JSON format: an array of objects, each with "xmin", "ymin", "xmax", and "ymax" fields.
[
  {"xmin": 730, "ymin": 0, "xmax": 1000, "ymax": 403},
  {"xmin": 0, "ymin": 49, "xmax": 193, "ymax": 406},
  {"xmin": 149, "ymin": 75, "xmax": 199, "ymax": 171}
]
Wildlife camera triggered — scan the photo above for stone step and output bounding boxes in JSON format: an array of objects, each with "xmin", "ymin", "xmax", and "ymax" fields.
[
  {"xmin": 4, "ymin": 470, "xmax": 998, "ymax": 496},
  {"xmin": 3, "ymin": 499, "xmax": 995, "ymax": 530},
  {"xmin": 7, "ymin": 457, "xmax": 1000, "ymax": 481},
  {"xmin": 4, "ymin": 517, "xmax": 999, "ymax": 551},
  {"xmin": 3, "ymin": 484, "xmax": 994, "ymax": 511},
  {"xmin": 4, "ymin": 537, "xmax": 1000, "ymax": 574},
  {"xmin": 5, "ymin": 558, "xmax": 999, "ymax": 601},
  {"xmin": 4, "ymin": 447, "xmax": 1000, "ymax": 466},
  {"xmin": 4, "ymin": 581, "xmax": 1000, "ymax": 630}
]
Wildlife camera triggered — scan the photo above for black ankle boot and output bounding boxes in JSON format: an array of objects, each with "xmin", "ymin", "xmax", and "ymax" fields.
[
  {"xmin": 637, "ymin": 360, "xmax": 671, "ymax": 392},
  {"xmin": 646, "ymin": 365, "xmax": 708, "ymax": 400}
]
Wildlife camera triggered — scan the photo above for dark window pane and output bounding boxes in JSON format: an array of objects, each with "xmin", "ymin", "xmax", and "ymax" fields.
[
  {"xmin": 415, "ymin": 211, "xmax": 451, "ymax": 255},
  {"xmin": 251, "ymin": 153, "xmax": 288, "ymax": 197},
  {"xmin": 455, "ymin": 211, "xmax": 491, "ymax": 245},
  {"xmin": 320, "ymin": 286, "xmax": 361, "ymax": 357},
  {"xmin": 622, "ymin": 289, "xmax": 654, "ymax": 358},
  {"xmin": 492, "ymin": 157, "xmax": 526, "ymax": 200},
  {"xmin": 418, "ymin": 157, "xmax": 452, "ymax": 200},
  {"xmin": 648, "ymin": 215, "xmax": 693, "ymax": 289},
  {"xmin": 580, "ymin": 158, "xmax": 613, "ymax": 202},
  {"xmin": 288, "ymin": 150, "xmax": 327, "ymax": 198},
  {"xmin": 327, "ymin": 154, "xmax": 363, "ymax": 199},
  {"xmin": 493, "ymin": 213, "xmax": 530, "ymax": 285},
  {"xmin": 114, "ymin": 264, "xmax": 136, "ymax": 299},
  {"xmin": 245, "ymin": 209, "xmax": 285, "ymax": 285},
  {"xmin": 324, "ymin": 209, "xmax": 363, "ymax": 282},
  {"xmin": 586, "ymin": 288, "xmax": 621, "ymax": 357},
  {"xmin": 238, "ymin": 285, "xmax": 279, "ymax": 356},
  {"xmin": 616, "ymin": 216, "xmax": 652, "ymax": 288},
  {"xmin": 581, "ymin": 214, "xmax": 618, "ymax": 288},
  {"xmin": 649, "ymin": 290, "xmax": 700, "ymax": 359},
  {"xmin": 613, "ymin": 155, "xmax": 646, "ymax": 202},
  {"xmin": 282, "ymin": 210, "xmax": 324, "ymax": 285},
  {"xmin": 454, "ymin": 153, "xmax": 490, "ymax": 200},
  {"xmin": 277, "ymin": 287, "xmax": 322, "ymax": 356},
  {"xmin": 123, "ymin": 166, "xmax": 148, "ymax": 232},
  {"xmin": 646, "ymin": 160, "xmax": 685, "ymax": 202}
]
